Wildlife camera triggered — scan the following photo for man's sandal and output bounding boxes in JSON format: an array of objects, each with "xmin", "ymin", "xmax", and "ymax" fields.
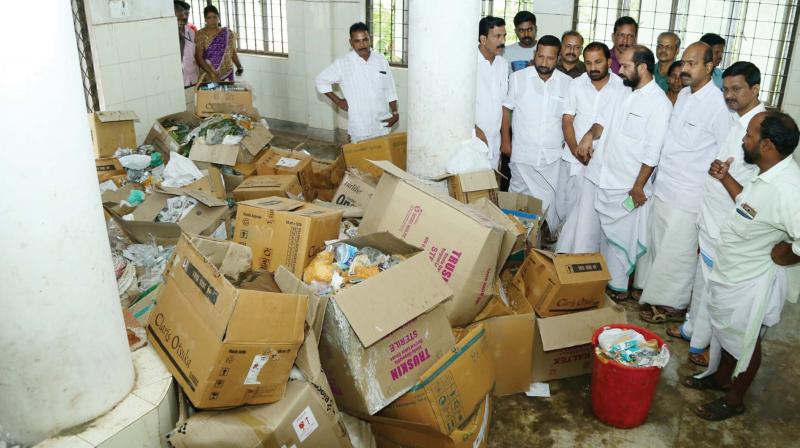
[
  {"xmin": 689, "ymin": 350, "xmax": 709, "ymax": 367},
  {"xmin": 630, "ymin": 288, "xmax": 643, "ymax": 301},
  {"xmin": 682, "ymin": 374, "xmax": 729, "ymax": 391},
  {"xmin": 606, "ymin": 286, "xmax": 629, "ymax": 303},
  {"xmin": 639, "ymin": 304, "xmax": 686, "ymax": 324},
  {"xmin": 666, "ymin": 324, "xmax": 690, "ymax": 341},
  {"xmin": 693, "ymin": 397, "xmax": 745, "ymax": 421}
]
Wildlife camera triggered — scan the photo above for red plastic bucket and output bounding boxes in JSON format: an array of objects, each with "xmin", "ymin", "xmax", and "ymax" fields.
[{"xmin": 591, "ymin": 323, "xmax": 665, "ymax": 429}]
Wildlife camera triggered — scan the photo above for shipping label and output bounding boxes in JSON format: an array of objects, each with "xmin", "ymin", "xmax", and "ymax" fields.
[
  {"xmin": 292, "ymin": 406, "xmax": 319, "ymax": 442},
  {"xmin": 243, "ymin": 354, "xmax": 269, "ymax": 385}
]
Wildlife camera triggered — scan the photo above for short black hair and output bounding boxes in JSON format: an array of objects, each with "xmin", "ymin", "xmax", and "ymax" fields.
[
  {"xmin": 203, "ymin": 5, "xmax": 219, "ymax": 17},
  {"xmin": 537, "ymin": 35, "xmax": 561, "ymax": 51},
  {"xmin": 561, "ymin": 30, "xmax": 584, "ymax": 43},
  {"xmin": 174, "ymin": 1, "xmax": 190, "ymax": 11},
  {"xmin": 668, "ymin": 60, "xmax": 684, "ymax": 76},
  {"xmin": 479, "ymin": 16, "xmax": 506, "ymax": 38},
  {"xmin": 613, "ymin": 16, "xmax": 638, "ymax": 34},
  {"xmin": 631, "ymin": 45, "xmax": 655, "ymax": 74},
  {"xmin": 760, "ymin": 112, "xmax": 799, "ymax": 156},
  {"xmin": 702, "ymin": 44, "xmax": 714, "ymax": 64},
  {"xmin": 700, "ymin": 33, "xmax": 726, "ymax": 47},
  {"xmin": 723, "ymin": 61, "xmax": 761, "ymax": 87},
  {"xmin": 349, "ymin": 22, "xmax": 369, "ymax": 37},
  {"xmin": 513, "ymin": 11, "xmax": 537, "ymax": 27},
  {"xmin": 583, "ymin": 42, "xmax": 610, "ymax": 59}
]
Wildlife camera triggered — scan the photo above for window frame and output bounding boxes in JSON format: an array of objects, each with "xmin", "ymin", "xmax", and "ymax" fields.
[{"xmin": 188, "ymin": 0, "xmax": 289, "ymax": 58}]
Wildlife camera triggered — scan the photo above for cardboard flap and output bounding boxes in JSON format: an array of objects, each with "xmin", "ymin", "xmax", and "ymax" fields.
[
  {"xmin": 110, "ymin": 213, "xmax": 182, "ymax": 245},
  {"xmin": 238, "ymin": 175, "xmax": 295, "ymax": 189},
  {"xmin": 334, "ymin": 254, "xmax": 452, "ymax": 348},
  {"xmin": 340, "ymin": 232, "xmax": 421, "ymax": 256},
  {"xmin": 239, "ymin": 196, "xmax": 305, "ymax": 211},
  {"xmin": 178, "ymin": 204, "xmax": 229, "ymax": 235},
  {"xmin": 295, "ymin": 328, "xmax": 323, "ymax": 381},
  {"xmin": 208, "ymin": 103, "xmax": 260, "ymax": 117},
  {"xmin": 158, "ymin": 186, "xmax": 228, "ymax": 207},
  {"xmin": 537, "ymin": 300, "xmax": 626, "ymax": 351},
  {"xmin": 96, "ymin": 110, "xmax": 139, "ymax": 122},
  {"xmin": 454, "ymin": 170, "xmax": 499, "ymax": 192},
  {"xmin": 242, "ymin": 125, "xmax": 274, "ymax": 156},
  {"xmin": 274, "ymin": 265, "xmax": 326, "ymax": 338},
  {"xmin": 101, "ymin": 183, "xmax": 139, "ymax": 204},
  {"xmin": 190, "ymin": 139, "xmax": 239, "ymax": 166},
  {"xmin": 132, "ymin": 192, "xmax": 169, "ymax": 221},
  {"xmin": 368, "ymin": 160, "xmax": 416, "ymax": 181},
  {"xmin": 225, "ymin": 290, "xmax": 307, "ymax": 342},
  {"xmin": 191, "ymin": 236, "xmax": 252, "ymax": 278},
  {"xmin": 533, "ymin": 249, "xmax": 557, "ymax": 262}
]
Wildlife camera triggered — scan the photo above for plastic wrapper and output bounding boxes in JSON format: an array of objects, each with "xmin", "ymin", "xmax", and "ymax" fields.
[
  {"xmin": 302, "ymin": 243, "xmax": 407, "ymax": 297},
  {"xmin": 122, "ymin": 242, "xmax": 175, "ymax": 291},
  {"xmin": 597, "ymin": 328, "xmax": 670, "ymax": 368},
  {"xmin": 157, "ymin": 196, "xmax": 198, "ymax": 223},
  {"xmin": 162, "ymin": 153, "xmax": 204, "ymax": 187},
  {"xmin": 118, "ymin": 154, "xmax": 152, "ymax": 170}
]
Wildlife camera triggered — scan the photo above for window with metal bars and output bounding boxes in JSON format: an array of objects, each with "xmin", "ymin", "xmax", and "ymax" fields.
[
  {"xmin": 367, "ymin": 0, "xmax": 535, "ymax": 66},
  {"xmin": 187, "ymin": 0, "xmax": 288, "ymax": 56},
  {"xmin": 72, "ymin": 0, "xmax": 99, "ymax": 112},
  {"xmin": 573, "ymin": 0, "xmax": 800, "ymax": 107}
]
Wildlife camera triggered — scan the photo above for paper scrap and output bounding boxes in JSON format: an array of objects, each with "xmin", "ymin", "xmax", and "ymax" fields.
[
  {"xmin": 526, "ymin": 382, "xmax": 550, "ymax": 398},
  {"xmin": 276, "ymin": 157, "xmax": 301, "ymax": 168}
]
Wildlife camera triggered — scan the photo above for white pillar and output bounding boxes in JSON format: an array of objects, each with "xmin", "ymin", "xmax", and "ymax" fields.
[
  {"xmin": 0, "ymin": 2, "xmax": 135, "ymax": 445},
  {"xmin": 406, "ymin": 0, "xmax": 481, "ymax": 178}
]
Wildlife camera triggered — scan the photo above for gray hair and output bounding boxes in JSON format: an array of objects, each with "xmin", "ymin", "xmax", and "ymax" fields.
[{"xmin": 658, "ymin": 31, "xmax": 681, "ymax": 50}]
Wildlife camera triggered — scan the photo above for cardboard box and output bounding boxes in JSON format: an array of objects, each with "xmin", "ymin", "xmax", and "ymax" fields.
[
  {"xmin": 88, "ymin": 110, "xmax": 138, "ymax": 158},
  {"xmin": 380, "ymin": 325, "xmax": 494, "ymax": 434},
  {"xmin": 95, "ymin": 157, "xmax": 125, "ymax": 183},
  {"xmin": 513, "ymin": 250, "xmax": 611, "ymax": 317},
  {"xmin": 532, "ymin": 297, "xmax": 627, "ymax": 382},
  {"xmin": 255, "ymin": 148, "xmax": 317, "ymax": 201},
  {"xmin": 309, "ymin": 150, "xmax": 347, "ymax": 192},
  {"xmin": 143, "ymin": 111, "xmax": 201, "ymax": 156},
  {"xmin": 436, "ymin": 170, "xmax": 499, "ymax": 205},
  {"xmin": 342, "ymin": 133, "xmax": 407, "ymax": 179},
  {"xmin": 333, "ymin": 170, "xmax": 377, "ymax": 208},
  {"xmin": 147, "ymin": 235, "xmax": 308, "ymax": 408},
  {"xmin": 232, "ymin": 175, "xmax": 302, "ymax": 202},
  {"xmin": 469, "ymin": 197, "xmax": 525, "ymax": 273},
  {"xmin": 359, "ymin": 161, "xmax": 505, "ymax": 326},
  {"xmin": 195, "ymin": 82, "xmax": 254, "ymax": 117},
  {"xmin": 497, "ymin": 191, "xmax": 545, "ymax": 254},
  {"xmin": 368, "ymin": 395, "xmax": 491, "ymax": 448},
  {"xmin": 313, "ymin": 233, "xmax": 456, "ymax": 415},
  {"xmin": 233, "ymin": 197, "xmax": 343, "ymax": 276}
]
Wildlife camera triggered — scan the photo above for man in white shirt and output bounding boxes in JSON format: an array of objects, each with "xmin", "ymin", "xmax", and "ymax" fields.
[
  {"xmin": 501, "ymin": 35, "xmax": 572, "ymax": 233},
  {"xmin": 576, "ymin": 45, "xmax": 671, "ymax": 299},
  {"xmin": 668, "ymin": 62, "xmax": 764, "ymax": 367},
  {"xmin": 315, "ymin": 22, "xmax": 399, "ymax": 143},
  {"xmin": 556, "ymin": 42, "xmax": 625, "ymax": 254},
  {"xmin": 503, "ymin": 11, "xmax": 537, "ymax": 73},
  {"xmin": 475, "ymin": 16, "xmax": 509, "ymax": 169},
  {"xmin": 685, "ymin": 111, "xmax": 800, "ymax": 421},
  {"xmin": 636, "ymin": 42, "xmax": 731, "ymax": 323}
]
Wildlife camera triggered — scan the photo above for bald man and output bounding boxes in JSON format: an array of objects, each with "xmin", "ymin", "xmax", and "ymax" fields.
[{"xmin": 635, "ymin": 42, "xmax": 732, "ymax": 323}]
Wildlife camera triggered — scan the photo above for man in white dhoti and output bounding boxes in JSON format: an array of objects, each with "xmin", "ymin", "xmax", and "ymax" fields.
[
  {"xmin": 682, "ymin": 111, "xmax": 800, "ymax": 421},
  {"xmin": 475, "ymin": 16, "xmax": 509, "ymax": 170},
  {"xmin": 576, "ymin": 45, "xmax": 671, "ymax": 299},
  {"xmin": 556, "ymin": 42, "xmax": 624, "ymax": 254},
  {"xmin": 501, "ymin": 35, "xmax": 572, "ymax": 240},
  {"xmin": 636, "ymin": 42, "xmax": 731, "ymax": 323},
  {"xmin": 666, "ymin": 62, "xmax": 764, "ymax": 367}
]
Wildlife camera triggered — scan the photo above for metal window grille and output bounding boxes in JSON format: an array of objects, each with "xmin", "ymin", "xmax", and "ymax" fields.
[
  {"xmin": 188, "ymin": 0, "xmax": 288, "ymax": 56},
  {"xmin": 72, "ymin": 0, "xmax": 99, "ymax": 112},
  {"xmin": 367, "ymin": 0, "xmax": 409, "ymax": 66},
  {"xmin": 573, "ymin": 0, "xmax": 800, "ymax": 107},
  {"xmin": 481, "ymin": 0, "xmax": 535, "ymax": 44}
]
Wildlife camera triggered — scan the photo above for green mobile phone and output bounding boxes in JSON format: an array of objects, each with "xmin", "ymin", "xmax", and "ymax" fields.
[{"xmin": 622, "ymin": 195, "xmax": 636, "ymax": 212}]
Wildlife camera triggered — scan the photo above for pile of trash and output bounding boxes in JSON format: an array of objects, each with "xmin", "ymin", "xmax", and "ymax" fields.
[
  {"xmin": 113, "ymin": 144, "xmax": 164, "ymax": 186},
  {"xmin": 302, "ymin": 242, "xmax": 405, "ymax": 296},
  {"xmin": 197, "ymin": 82, "xmax": 249, "ymax": 92},
  {"xmin": 596, "ymin": 327, "xmax": 670, "ymax": 368}
]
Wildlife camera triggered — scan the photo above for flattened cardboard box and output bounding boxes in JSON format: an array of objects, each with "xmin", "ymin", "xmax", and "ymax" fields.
[
  {"xmin": 147, "ymin": 235, "xmax": 308, "ymax": 409},
  {"xmin": 232, "ymin": 175, "xmax": 302, "ymax": 202},
  {"xmin": 195, "ymin": 83, "xmax": 254, "ymax": 117},
  {"xmin": 359, "ymin": 161, "xmax": 505, "ymax": 326},
  {"xmin": 342, "ymin": 132, "xmax": 407, "ymax": 179},
  {"xmin": 368, "ymin": 395, "xmax": 491, "ymax": 448},
  {"xmin": 88, "ymin": 110, "xmax": 138, "ymax": 158},
  {"xmin": 143, "ymin": 111, "xmax": 201, "ymax": 156},
  {"xmin": 233, "ymin": 196, "xmax": 342, "ymax": 276},
  {"xmin": 513, "ymin": 250, "xmax": 611, "ymax": 317},
  {"xmin": 311, "ymin": 233, "xmax": 456, "ymax": 415},
  {"xmin": 254, "ymin": 147, "xmax": 317, "ymax": 200},
  {"xmin": 532, "ymin": 297, "xmax": 627, "ymax": 382},
  {"xmin": 333, "ymin": 170, "xmax": 377, "ymax": 208},
  {"xmin": 379, "ymin": 325, "xmax": 494, "ymax": 434}
]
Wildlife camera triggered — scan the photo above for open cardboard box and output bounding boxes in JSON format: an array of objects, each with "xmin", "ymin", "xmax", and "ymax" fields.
[
  {"xmin": 342, "ymin": 133, "xmax": 407, "ymax": 180},
  {"xmin": 433, "ymin": 170, "xmax": 500, "ymax": 205},
  {"xmin": 232, "ymin": 174, "xmax": 302, "ymax": 202},
  {"xmin": 333, "ymin": 169, "xmax": 377, "ymax": 208},
  {"xmin": 195, "ymin": 82, "xmax": 254, "ymax": 118},
  {"xmin": 254, "ymin": 147, "xmax": 317, "ymax": 201},
  {"xmin": 88, "ymin": 110, "xmax": 138, "ymax": 158}
]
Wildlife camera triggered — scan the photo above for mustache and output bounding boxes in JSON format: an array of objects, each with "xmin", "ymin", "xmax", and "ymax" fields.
[{"xmin": 498, "ymin": 44, "xmax": 505, "ymax": 49}]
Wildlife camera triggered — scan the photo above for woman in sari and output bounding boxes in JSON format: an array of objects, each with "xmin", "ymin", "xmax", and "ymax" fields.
[{"xmin": 195, "ymin": 5, "xmax": 243, "ymax": 82}]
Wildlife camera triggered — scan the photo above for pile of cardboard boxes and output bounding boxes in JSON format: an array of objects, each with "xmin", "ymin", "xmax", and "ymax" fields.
[{"xmin": 91, "ymin": 87, "xmax": 627, "ymax": 447}]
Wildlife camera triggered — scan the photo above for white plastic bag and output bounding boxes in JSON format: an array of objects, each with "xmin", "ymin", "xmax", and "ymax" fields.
[
  {"xmin": 161, "ymin": 153, "xmax": 203, "ymax": 187},
  {"xmin": 445, "ymin": 135, "xmax": 492, "ymax": 174}
]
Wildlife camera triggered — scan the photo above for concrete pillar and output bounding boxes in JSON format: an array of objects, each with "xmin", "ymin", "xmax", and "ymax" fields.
[
  {"xmin": 406, "ymin": 0, "xmax": 481, "ymax": 178},
  {"xmin": 0, "ymin": 2, "xmax": 135, "ymax": 445}
]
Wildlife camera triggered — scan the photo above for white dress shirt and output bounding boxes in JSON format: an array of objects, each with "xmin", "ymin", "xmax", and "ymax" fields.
[
  {"xmin": 562, "ymin": 72, "xmax": 625, "ymax": 165},
  {"xmin": 654, "ymin": 81, "xmax": 731, "ymax": 213},
  {"xmin": 315, "ymin": 50, "xmax": 398, "ymax": 140},
  {"xmin": 712, "ymin": 156, "xmax": 800, "ymax": 284},
  {"xmin": 698, "ymin": 103, "xmax": 766, "ymax": 240},
  {"xmin": 587, "ymin": 79, "xmax": 672, "ymax": 190},
  {"xmin": 503, "ymin": 67, "xmax": 572, "ymax": 166},
  {"xmin": 476, "ymin": 50, "xmax": 509, "ymax": 168}
]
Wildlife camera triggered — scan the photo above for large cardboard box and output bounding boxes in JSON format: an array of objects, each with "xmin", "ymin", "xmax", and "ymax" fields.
[
  {"xmin": 255, "ymin": 148, "xmax": 317, "ymax": 201},
  {"xmin": 359, "ymin": 161, "xmax": 505, "ymax": 326},
  {"xmin": 147, "ymin": 235, "xmax": 308, "ymax": 408},
  {"xmin": 314, "ymin": 233, "xmax": 456, "ymax": 415},
  {"xmin": 380, "ymin": 325, "xmax": 494, "ymax": 434},
  {"xmin": 232, "ymin": 175, "xmax": 302, "ymax": 202},
  {"xmin": 233, "ymin": 197, "xmax": 343, "ymax": 276},
  {"xmin": 333, "ymin": 170, "xmax": 377, "ymax": 208},
  {"xmin": 342, "ymin": 133, "xmax": 407, "ymax": 179},
  {"xmin": 532, "ymin": 297, "xmax": 627, "ymax": 382},
  {"xmin": 438, "ymin": 170, "xmax": 499, "ymax": 205},
  {"xmin": 88, "ymin": 110, "xmax": 138, "ymax": 158},
  {"xmin": 195, "ymin": 82, "xmax": 254, "ymax": 117},
  {"xmin": 143, "ymin": 111, "xmax": 202, "ymax": 156},
  {"xmin": 513, "ymin": 250, "xmax": 611, "ymax": 317},
  {"xmin": 309, "ymin": 149, "xmax": 347, "ymax": 201},
  {"xmin": 368, "ymin": 395, "xmax": 491, "ymax": 448},
  {"xmin": 469, "ymin": 197, "xmax": 525, "ymax": 273}
]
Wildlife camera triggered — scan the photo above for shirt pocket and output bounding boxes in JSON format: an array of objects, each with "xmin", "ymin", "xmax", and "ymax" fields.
[
  {"xmin": 548, "ymin": 95, "xmax": 566, "ymax": 118},
  {"xmin": 678, "ymin": 120, "xmax": 714, "ymax": 150},
  {"xmin": 622, "ymin": 112, "xmax": 646, "ymax": 141}
]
